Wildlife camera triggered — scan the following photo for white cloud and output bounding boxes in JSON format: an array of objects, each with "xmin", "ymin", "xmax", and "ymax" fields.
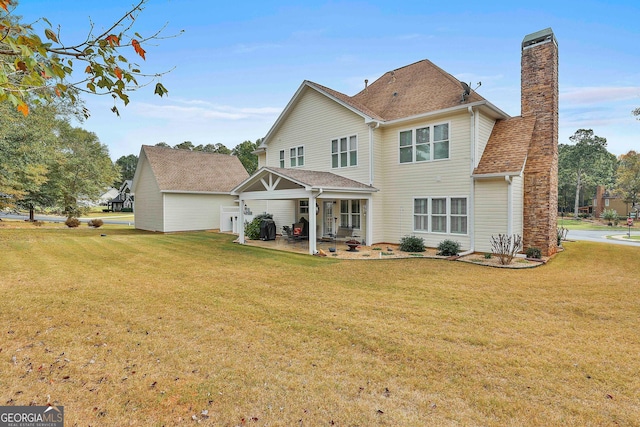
[
  {"xmin": 131, "ymin": 100, "xmax": 282, "ymax": 121},
  {"xmin": 562, "ymin": 86, "xmax": 640, "ymax": 106}
]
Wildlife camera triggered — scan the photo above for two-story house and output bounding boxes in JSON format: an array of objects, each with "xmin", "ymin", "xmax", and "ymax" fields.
[{"xmin": 233, "ymin": 28, "xmax": 559, "ymax": 256}]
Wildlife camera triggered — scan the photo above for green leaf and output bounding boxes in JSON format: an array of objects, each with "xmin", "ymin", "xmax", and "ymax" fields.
[{"xmin": 154, "ymin": 82, "xmax": 168, "ymax": 97}]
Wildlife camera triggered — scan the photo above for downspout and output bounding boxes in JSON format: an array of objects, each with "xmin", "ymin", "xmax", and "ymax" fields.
[{"xmin": 460, "ymin": 106, "xmax": 476, "ymax": 256}]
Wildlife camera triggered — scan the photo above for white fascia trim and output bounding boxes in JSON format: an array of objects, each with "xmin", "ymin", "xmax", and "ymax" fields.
[
  {"xmin": 160, "ymin": 190, "xmax": 232, "ymax": 195},
  {"xmin": 381, "ymin": 100, "xmax": 510, "ymax": 126},
  {"xmin": 472, "ymin": 171, "xmax": 523, "ymax": 179}
]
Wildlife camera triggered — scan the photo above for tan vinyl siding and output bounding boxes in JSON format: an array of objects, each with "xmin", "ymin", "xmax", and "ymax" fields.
[
  {"xmin": 476, "ymin": 112, "xmax": 496, "ymax": 168},
  {"xmin": 512, "ymin": 175, "xmax": 524, "ymax": 238},
  {"xmin": 375, "ymin": 112, "xmax": 472, "ymax": 248},
  {"xmin": 133, "ymin": 156, "xmax": 164, "ymax": 232},
  {"xmin": 266, "ymin": 88, "xmax": 371, "ymax": 184},
  {"xmin": 163, "ymin": 193, "xmax": 236, "ymax": 232},
  {"xmin": 257, "ymin": 152, "xmax": 266, "ymax": 169},
  {"xmin": 474, "ymin": 178, "xmax": 508, "ymax": 252}
]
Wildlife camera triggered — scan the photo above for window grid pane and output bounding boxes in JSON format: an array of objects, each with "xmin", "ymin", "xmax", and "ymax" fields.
[
  {"xmin": 400, "ymin": 130, "xmax": 412, "ymax": 146},
  {"xmin": 400, "ymin": 147, "xmax": 413, "ymax": 163}
]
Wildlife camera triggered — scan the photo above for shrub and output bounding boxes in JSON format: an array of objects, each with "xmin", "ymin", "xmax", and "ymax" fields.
[
  {"xmin": 526, "ymin": 247, "xmax": 542, "ymax": 259},
  {"xmin": 600, "ymin": 209, "xmax": 617, "ymax": 221},
  {"xmin": 490, "ymin": 233, "xmax": 522, "ymax": 265},
  {"xmin": 399, "ymin": 235, "xmax": 425, "ymax": 252},
  {"xmin": 244, "ymin": 213, "xmax": 273, "ymax": 240},
  {"xmin": 121, "ymin": 208, "xmax": 133, "ymax": 212},
  {"xmin": 557, "ymin": 226, "xmax": 568, "ymax": 246},
  {"xmin": 65, "ymin": 217, "xmax": 81, "ymax": 228},
  {"xmin": 484, "ymin": 252, "xmax": 492, "ymax": 259},
  {"xmin": 88, "ymin": 219, "xmax": 104, "ymax": 228},
  {"xmin": 437, "ymin": 239, "xmax": 460, "ymax": 256}
]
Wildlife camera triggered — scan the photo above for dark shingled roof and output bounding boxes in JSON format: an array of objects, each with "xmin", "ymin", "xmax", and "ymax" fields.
[
  {"xmin": 474, "ymin": 116, "xmax": 537, "ymax": 176},
  {"xmin": 141, "ymin": 145, "xmax": 249, "ymax": 192}
]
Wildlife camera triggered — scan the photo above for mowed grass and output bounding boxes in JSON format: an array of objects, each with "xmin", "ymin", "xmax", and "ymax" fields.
[{"xmin": 1, "ymin": 223, "xmax": 639, "ymax": 426}]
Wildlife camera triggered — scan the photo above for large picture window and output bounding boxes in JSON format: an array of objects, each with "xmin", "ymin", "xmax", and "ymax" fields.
[
  {"xmin": 290, "ymin": 146, "xmax": 304, "ymax": 167},
  {"xmin": 399, "ymin": 123, "xmax": 449, "ymax": 163},
  {"xmin": 332, "ymin": 135, "xmax": 357, "ymax": 168},
  {"xmin": 413, "ymin": 197, "xmax": 467, "ymax": 235}
]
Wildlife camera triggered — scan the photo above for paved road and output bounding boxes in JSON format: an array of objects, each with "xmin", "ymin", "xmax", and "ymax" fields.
[
  {"xmin": 565, "ymin": 229, "xmax": 640, "ymax": 247},
  {"xmin": 0, "ymin": 212, "xmax": 134, "ymax": 226}
]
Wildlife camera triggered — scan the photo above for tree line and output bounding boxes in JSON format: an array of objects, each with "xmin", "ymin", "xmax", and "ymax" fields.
[{"xmin": 559, "ymin": 129, "xmax": 639, "ymax": 218}]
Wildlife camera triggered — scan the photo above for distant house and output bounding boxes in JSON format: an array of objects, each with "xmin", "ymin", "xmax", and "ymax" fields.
[
  {"xmin": 593, "ymin": 185, "xmax": 631, "ymax": 218},
  {"xmin": 232, "ymin": 28, "xmax": 560, "ymax": 256},
  {"xmin": 98, "ymin": 187, "xmax": 119, "ymax": 206},
  {"xmin": 108, "ymin": 180, "xmax": 134, "ymax": 212},
  {"xmin": 132, "ymin": 145, "xmax": 249, "ymax": 232}
]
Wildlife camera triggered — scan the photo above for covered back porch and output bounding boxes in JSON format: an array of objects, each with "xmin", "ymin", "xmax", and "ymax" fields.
[{"xmin": 232, "ymin": 167, "xmax": 378, "ymax": 255}]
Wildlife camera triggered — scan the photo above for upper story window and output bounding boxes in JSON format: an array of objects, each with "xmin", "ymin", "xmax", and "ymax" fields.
[
  {"xmin": 399, "ymin": 123, "xmax": 449, "ymax": 164},
  {"xmin": 290, "ymin": 146, "xmax": 304, "ymax": 167},
  {"xmin": 279, "ymin": 150, "xmax": 285, "ymax": 168},
  {"xmin": 332, "ymin": 135, "xmax": 357, "ymax": 168}
]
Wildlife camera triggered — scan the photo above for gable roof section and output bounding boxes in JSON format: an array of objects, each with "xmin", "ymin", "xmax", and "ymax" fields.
[
  {"xmin": 260, "ymin": 59, "xmax": 509, "ymax": 149},
  {"xmin": 473, "ymin": 116, "xmax": 537, "ymax": 177},
  {"xmin": 232, "ymin": 166, "xmax": 378, "ymax": 194},
  {"xmin": 351, "ymin": 59, "xmax": 486, "ymax": 121},
  {"xmin": 139, "ymin": 145, "xmax": 249, "ymax": 193}
]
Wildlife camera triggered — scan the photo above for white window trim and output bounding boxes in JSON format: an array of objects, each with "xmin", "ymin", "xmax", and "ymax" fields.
[
  {"xmin": 412, "ymin": 196, "xmax": 468, "ymax": 235},
  {"xmin": 331, "ymin": 134, "xmax": 358, "ymax": 168},
  {"xmin": 289, "ymin": 145, "xmax": 305, "ymax": 168},
  {"xmin": 399, "ymin": 121, "xmax": 450, "ymax": 164},
  {"xmin": 340, "ymin": 199, "xmax": 362, "ymax": 230}
]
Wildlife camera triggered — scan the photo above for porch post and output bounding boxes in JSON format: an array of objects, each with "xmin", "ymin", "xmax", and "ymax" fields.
[
  {"xmin": 366, "ymin": 196, "xmax": 373, "ymax": 246},
  {"xmin": 308, "ymin": 195, "xmax": 316, "ymax": 255},
  {"xmin": 238, "ymin": 197, "xmax": 245, "ymax": 244}
]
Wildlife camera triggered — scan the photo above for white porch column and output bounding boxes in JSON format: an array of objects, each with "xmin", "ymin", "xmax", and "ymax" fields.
[
  {"xmin": 366, "ymin": 196, "xmax": 373, "ymax": 246},
  {"xmin": 308, "ymin": 195, "xmax": 316, "ymax": 254},
  {"xmin": 238, "ymin": 198, "xmax": 245, "ymax": 243}
]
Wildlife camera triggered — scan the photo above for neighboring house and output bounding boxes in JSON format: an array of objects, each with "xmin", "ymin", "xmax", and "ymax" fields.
[
  {"xmin": 132, "ymin": 145, "xmax": 249, "ymax": 232},
  {"xmin": 98, "ymin": 187, "xmax": 119, "ymax": 206},
  {"xmin": 108, "ymin": 180, "xmax": 134, "ymax": 212},
  {"xmin": 593, "ymin": 185, "xmax": 631, "ymax": 218},
  {"xmin": 233, "ymin": 28, "xmax": 559, "ymax": 256}
]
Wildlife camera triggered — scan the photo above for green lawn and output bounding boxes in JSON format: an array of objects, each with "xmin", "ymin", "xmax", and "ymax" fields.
[
  {"xmin": 557, "ymin": 217, "xmax": 635, "ymax": 231},
  {"xmin": 1, "ymin": 221, "xmax": 639, "ymax": 426}
]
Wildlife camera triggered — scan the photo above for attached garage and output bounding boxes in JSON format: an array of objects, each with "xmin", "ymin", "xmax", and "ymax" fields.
[{"xmin": 132, "ymin": 145, "xmax": 249, "ymax": 233}]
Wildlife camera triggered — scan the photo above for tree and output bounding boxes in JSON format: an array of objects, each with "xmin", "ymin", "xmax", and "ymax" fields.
[
  {"xmin": 558, "ymin": 129, "xmax": 617, "ymax": 217},
  {"xmin": 42, "ymin": 122, "xmax": 120, "ymax": 217},
  {"xmin": 0, "ymin": 101, "xmax": 57, "ymax": 213},
  {"xmin": 173, "ymin": 141, "xmax": 194, "ymax": 150},
  {"xmin": 0, "ymin": 0, "xmax": 174, "ymax": 117},
  {"xmin": 232, "ymin": 140, "xmax": 259, "ymax": 175},
  {"xmin": 615, "ymin": 150, "xmax": 640, "ymax": 210},
  {"xmin": 196, "ymin": 143, "xmax": 231, "ymax": 154},
  {"xmin": 115, "ymin": 154, "xmax": 138, "ymax": 184},
  {"xmin": 155, "ymin": 142, "xmax": 170, "ymax": 148},
  {"xmin": 633, "ymin": 107, "xmax": 640, "ymax": 119}
]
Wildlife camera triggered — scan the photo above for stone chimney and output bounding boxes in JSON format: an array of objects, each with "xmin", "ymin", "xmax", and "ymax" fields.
[{"xmin": 521, "ymin": 28, "xmax": 558, "ymax": 256}]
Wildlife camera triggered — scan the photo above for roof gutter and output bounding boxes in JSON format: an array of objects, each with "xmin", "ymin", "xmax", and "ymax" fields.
[{"xmin": 380, "ymin": 100, "xmax": 510, "ymax": 126}]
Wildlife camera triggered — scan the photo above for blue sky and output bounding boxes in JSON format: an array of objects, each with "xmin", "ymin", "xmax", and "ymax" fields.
[{"xmin": 16, "ymin": 0, "xmax": 640, "ymax": 160}]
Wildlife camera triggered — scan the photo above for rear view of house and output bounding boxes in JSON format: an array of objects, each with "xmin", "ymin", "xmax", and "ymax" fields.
[
  {"xmin": 132, "ymin": 145, "xmax": 249, "ymax": 233},
  {"xmin": 233, "ymin": 28, "xmax": 559, "ymax": 256}
]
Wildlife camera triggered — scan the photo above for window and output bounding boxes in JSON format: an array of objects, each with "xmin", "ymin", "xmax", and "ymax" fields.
[
  {"xmin": 432, "ymin": 198, "xmax": 447, "ymax": 233},
  {"xmin": 450, "ymin": 198, "xmax": 468, "ymax": 234},
  {"xmin": 340, "ymin": 200, "xmax": 361, "ymax": 229},
  {"xmin": 605, "ymin": 199, "xmax": 610, "ymax": 207},
  {"xmin": 413, "ymin": 197, "xmax": 467, "ymax": 235},
  {"xmin": 414, "ymin": 198, "xmax": 428, "ymax": 231},
  {"xmin": 299, "ymin": 200, "xmax": 309, "ymax": 215},
  {"xmin": 399, "ymin": 123, "xmax": 449, "ymax": 163},
  {"xmin": 279, "ymin": 150, "xmax": 285, "ymax": 168},
  {"xmin": 332, "ymin": 135, "xmax": 357, "ymax": 168},
  {"xmin": 290, "ymin": 146, "xmax": 304, "ymax": 167}
]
